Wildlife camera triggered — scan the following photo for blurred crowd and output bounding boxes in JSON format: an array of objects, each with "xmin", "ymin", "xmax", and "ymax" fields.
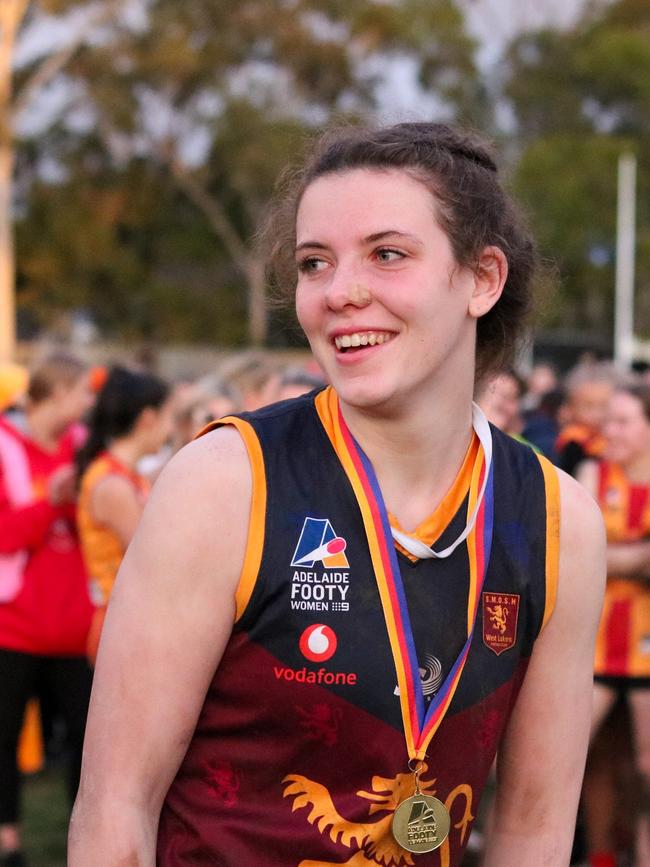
[{"xmin": 1, "ymin": 349, "xmax": 650, "ymax": 866}]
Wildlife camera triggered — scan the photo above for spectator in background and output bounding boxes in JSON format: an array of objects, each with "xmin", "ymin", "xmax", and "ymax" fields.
[
  {"xmin": 522, "ymin": 360, "xmax": 558, "ymax": 413},
  {"xmin": 268, "ymin": 366, "xmax": 327, "ymax": 403},
  {"xmin": 476, "ymin": 368, "xmax": 527, "ymax": 440},
  {"xmin": 557, "ymin": 362, "xmax": 617, "ymax": 477},
  {"xmin": 632, "ymin": 361, "xmax": 650, "ymax": 386},
  {"xmin": 0, "ymin": 352, "xmax": 95, "ymax": 867},
  {"xmin": 173, "ymin": 375, "xmax": 240, "ymax": 449},
  {"xmin": 76, "ymin": 367, "xmax": 173, "ymax": 665},
  {"xmin": 221, "ymin": 352, "xmax": 280, "ymax": 411},
  {"xmin": 577, "ymin": 384, "xmax": 650, "ymax": 867},
  {"xmin": 523, "ymin": 388, "xmax": 566, "ymax": 463}
]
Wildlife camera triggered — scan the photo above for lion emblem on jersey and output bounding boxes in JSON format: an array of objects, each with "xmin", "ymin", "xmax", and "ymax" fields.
[
  {"xmin": 487, "ymin": 604, "xmax": 508, "ymax": 634},
  {"xmin": 282, "ymin": 763, "xmax": 473, "ymax": 866}
]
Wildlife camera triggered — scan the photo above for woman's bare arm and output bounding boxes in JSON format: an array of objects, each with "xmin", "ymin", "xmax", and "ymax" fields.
[
  {"xmin": 482, "ymin": 468, "xmax": 606, "ymax": 866},
  {"xmin": 68, "ymin": 426, "xmax": 251, "ymax": 866}
]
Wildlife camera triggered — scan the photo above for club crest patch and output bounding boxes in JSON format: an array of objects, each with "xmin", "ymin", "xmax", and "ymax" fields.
[{"xmin": 482, "ymin": 592, "xmax": 520, "ymax": 656}]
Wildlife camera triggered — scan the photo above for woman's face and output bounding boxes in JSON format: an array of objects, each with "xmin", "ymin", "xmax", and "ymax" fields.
[
  {"xmin": 53, "ymin": 373, "xmax": 95, "ymax": 427},
  {"xmin": 142, "ymin": 398, "xmax": 176, "ymax": 455},
  {"xmin": 603, "ymin": 391, "xmax": 650, "ymax": 465},
  {"xmin": 294, "ymin": 168, "xmax": 487, "ymax": 413}
]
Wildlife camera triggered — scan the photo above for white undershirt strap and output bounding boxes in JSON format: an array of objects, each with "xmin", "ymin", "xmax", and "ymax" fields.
[{"xmin": 390, "ymin": 403, "xmax": 493, "ymax": 560}]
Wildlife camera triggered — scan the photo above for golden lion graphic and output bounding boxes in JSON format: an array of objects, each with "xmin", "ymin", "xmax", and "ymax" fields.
[
  {"xmin": 487, "ymin": 604, "xmax": 508, "ymax": 635},
  {"xmin": 282, "ymin": 763, "xmax": 473, "ymax": 867}
]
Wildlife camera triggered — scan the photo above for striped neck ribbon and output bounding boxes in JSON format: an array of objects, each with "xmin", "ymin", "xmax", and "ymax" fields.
[{"xmin": 336, "ymin": 403, "xmax": 495, "ymax": 761}]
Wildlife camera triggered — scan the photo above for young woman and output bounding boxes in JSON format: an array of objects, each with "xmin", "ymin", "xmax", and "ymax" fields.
[
  {"xmin": 70, "ymin": 123, "xmax": 605, "ymax": 866},
  {"xmin": 578, "ymin": 385, "xmax": 650, "ymax": 867},
  {"xmin": 0, "ymin": 352, "xmax": 95, "ymax": 867},
  {"xmin": 76, "ymin": 366, "xmax": 173, "ymax": 664}
]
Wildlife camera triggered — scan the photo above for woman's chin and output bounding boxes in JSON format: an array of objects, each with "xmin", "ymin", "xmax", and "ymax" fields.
[{"xmin": 333, "ymin": 379, "xmax": 400, "ymax": 415}]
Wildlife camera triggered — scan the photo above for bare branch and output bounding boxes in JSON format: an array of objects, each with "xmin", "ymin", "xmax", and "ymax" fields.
[
  {"xmin": 1, "ymin": 0, "xmax": 30, "ymax": 115},
  {"xmin": 12, "ymin": 0, "xmax": 123, "ymax": 122},
  {"xmin": 168, "ymin": 156, "xmax": 250, "ymax": 269}
]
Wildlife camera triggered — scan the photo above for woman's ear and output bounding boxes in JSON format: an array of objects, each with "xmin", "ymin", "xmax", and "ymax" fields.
[{"xmin": 468, "ymin": 246, "xmax": 508, "ymax": 319}]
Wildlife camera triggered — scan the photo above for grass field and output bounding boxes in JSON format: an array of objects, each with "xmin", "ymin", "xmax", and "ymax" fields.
[{"xmin": 21, "ymin": 768, "xmax": 68, "ymax": 867}]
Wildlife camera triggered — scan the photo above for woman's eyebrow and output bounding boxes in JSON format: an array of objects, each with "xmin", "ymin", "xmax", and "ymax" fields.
[
  {"xmin": 296, "ymin": 231, "xmax": 423, "ymax": 254},
  {"xmin": 295, "ymin": 240, "xmax": 328, "ymax": 254},
  {"xmin": 364, "ymin": 230, "xmax": 424, "ymax": 246}
]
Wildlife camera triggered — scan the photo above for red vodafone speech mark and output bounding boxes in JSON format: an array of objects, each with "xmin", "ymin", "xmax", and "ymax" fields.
[{"xmin": 299, "ymin": 624, "xmax": 338, "ymax": 662}]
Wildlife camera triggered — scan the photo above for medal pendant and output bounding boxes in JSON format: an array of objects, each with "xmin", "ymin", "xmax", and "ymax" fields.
[{"xmin": 392, "ymin": 793, "xmax": 450, "ymax": 854}]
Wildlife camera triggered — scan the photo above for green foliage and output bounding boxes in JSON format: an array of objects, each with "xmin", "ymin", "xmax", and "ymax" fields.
[
  {"xmin": 15, "ymin": 0, "xmax": 650, "ymax": 346},
  {"xmin": 22, "ymin": 769, "xmax": 68, "ymax": 867},
  {"xmin": 15, "ymin": 144, "xmax": 247, "ymax": 342},
  {"xmin": 513, "ymin": 136, "xmax": 621, "ymax": 332},
  {"xmin": 14, "ymin": 0, "xmax": 481, "ymax": 344},
  {"xmin": 503, "ymin": 0, "xmax": 650, "ymax": 339}
]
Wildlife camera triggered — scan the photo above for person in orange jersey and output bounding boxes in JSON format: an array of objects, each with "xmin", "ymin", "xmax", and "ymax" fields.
[
  {"xmin": 70, "ymin": 123, "xmax": 605, "ymax": 867},
  {"xmin": 76, "ymin": 366, "xmax": 173, "ymax": 664},
  {"xmin": 578, "ymin": 384, "xmax": 650, "ymax": 867}
]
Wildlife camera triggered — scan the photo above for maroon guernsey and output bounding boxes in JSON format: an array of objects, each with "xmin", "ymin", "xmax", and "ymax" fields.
[{"xmin": 157, "ymin": 387, "xmax": 559, "ymax": 866}]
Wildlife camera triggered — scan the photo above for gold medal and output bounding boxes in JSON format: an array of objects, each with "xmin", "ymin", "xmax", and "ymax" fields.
[
  {"xmin": 392, "ymin": 793, "xmax": 450, "ymax": 853},
  {"xmin": 391, "ymin": 761, "xmax": 450, "ymax": 854}
]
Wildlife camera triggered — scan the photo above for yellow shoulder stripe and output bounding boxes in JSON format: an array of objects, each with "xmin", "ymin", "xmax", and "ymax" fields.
[
  {"xmin": 196, "ymin": 416, "xmax": 266, "ymax": 623},
  {"xmin": 537, "ymin": 454, "xmax": 560, "ymax": 631}
]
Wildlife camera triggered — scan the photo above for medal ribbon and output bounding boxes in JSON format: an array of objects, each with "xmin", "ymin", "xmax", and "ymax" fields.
[{"xmin": 335, "ymin": 402, "xmax": 494, "ymax": 762}]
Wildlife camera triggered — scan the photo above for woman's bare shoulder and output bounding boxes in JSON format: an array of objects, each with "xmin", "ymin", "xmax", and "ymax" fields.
[
  {"xmin": 149, "ymin": 425, "xmax": 251, "ymax": 513},
  {"xmin": 114, "ymin": 425, "xmax": 254, "ymax": 603}
]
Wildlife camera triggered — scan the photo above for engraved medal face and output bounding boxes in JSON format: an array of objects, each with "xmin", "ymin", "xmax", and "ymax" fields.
[{"xmin": 391, "ymin": 793, "xmax": 451, "ymax": 853}]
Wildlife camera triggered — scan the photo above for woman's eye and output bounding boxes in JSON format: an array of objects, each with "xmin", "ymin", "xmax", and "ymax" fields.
[
  {"xmin": 297, "ymin": 257, "xmax": 328, "ymax": 274},
  {"xmin": 375, "ymin": 248, "xmax": 404, "ymax": 263}
]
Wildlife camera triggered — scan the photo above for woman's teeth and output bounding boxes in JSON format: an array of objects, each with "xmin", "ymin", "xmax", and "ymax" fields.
[{"xmin": 334, "ymin": 332, "xmax": 391, "ymax": 351}]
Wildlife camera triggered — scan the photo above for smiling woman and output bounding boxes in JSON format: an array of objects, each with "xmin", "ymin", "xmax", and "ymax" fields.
[
  {"xmin": 69, "ymin": 124, "xmax": 605, "ymax": 867},
  {"xmin": 267, "ymin": 123, "xmax": 536, "ymax": 383}
]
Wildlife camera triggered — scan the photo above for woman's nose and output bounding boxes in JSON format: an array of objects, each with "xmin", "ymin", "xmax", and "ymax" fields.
[{"xmin": 325, "ymin": 271, "xmax": 372, "ymax": 311}]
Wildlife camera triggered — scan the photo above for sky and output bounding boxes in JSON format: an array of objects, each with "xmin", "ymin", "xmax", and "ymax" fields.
[{"xmin": 462, "ymin": 0, "xmax": 592, "ymax": 66}]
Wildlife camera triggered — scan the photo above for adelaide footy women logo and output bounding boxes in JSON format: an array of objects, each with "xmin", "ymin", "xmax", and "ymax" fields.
[
  {"xmin": 299, "ymin": 624, "xmax": 338, "ymax": 662},
  {"xmin": 291, "ymin": 517, "xmax": 349, "ymax": 568}
]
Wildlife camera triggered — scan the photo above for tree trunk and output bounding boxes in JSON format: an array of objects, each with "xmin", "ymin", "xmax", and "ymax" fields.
[
  {"xmin": 0, "ymin": 1, "xmax": 26, "ymax": 362},
  {"xmin": 245, "ymin": 256, "xmax": 267, "ymax": 346},
  {"xmin": 0, "ymin": 139, "xmax": 15, "ymax": 364}
]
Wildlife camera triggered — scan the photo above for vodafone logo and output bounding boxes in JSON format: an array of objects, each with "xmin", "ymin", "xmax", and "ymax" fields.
[{"xmin": 299, "ymin": 624, "xmax": 337, "ymax": 662}]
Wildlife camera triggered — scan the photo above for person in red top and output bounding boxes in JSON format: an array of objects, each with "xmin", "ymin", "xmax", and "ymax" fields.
[{"xmin": 0, "ymin": 352, "xmax": 95, "ymax": 867}]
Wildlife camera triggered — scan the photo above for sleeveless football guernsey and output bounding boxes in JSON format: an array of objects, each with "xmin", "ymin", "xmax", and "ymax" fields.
[
  {"xmin": 594, "ymin": 461, "xmax": 650, "ymax": 679},
  {"xmin": 157, "ymin": 387, "xmax": 559, "ymax": 867}
]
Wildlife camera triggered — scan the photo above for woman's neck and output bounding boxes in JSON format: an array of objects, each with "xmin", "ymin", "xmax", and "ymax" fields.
[
  {"xmin": 621, "ymin": 451, "xmax": 650, "ymax": 485},
  {"xmin": 339, "ymin": 386, "xmax": 475, "ymax": 532},
  {"xmin": 25, "ymin": 403, "xmax": 67, "ymax": 451},
  {"xmin": 108, "ymin": 437, "xmax": 145, "ymax": 471}
]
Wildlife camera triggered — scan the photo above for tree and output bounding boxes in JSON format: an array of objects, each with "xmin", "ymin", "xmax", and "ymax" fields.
[
  {"xmin": 1, "ymin": 0, "xmax": 128, "ymax": 360},
  {"xmin": 1, "ymin": 0, "xmax": 30, "ymax": 361},
  {"xmin": 501, "ymin": 0, "xmax": 650, "ymax": 340},
  {"xmin": 14, "ymin": 0, "xmax": 483, "ymax": 345}
]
